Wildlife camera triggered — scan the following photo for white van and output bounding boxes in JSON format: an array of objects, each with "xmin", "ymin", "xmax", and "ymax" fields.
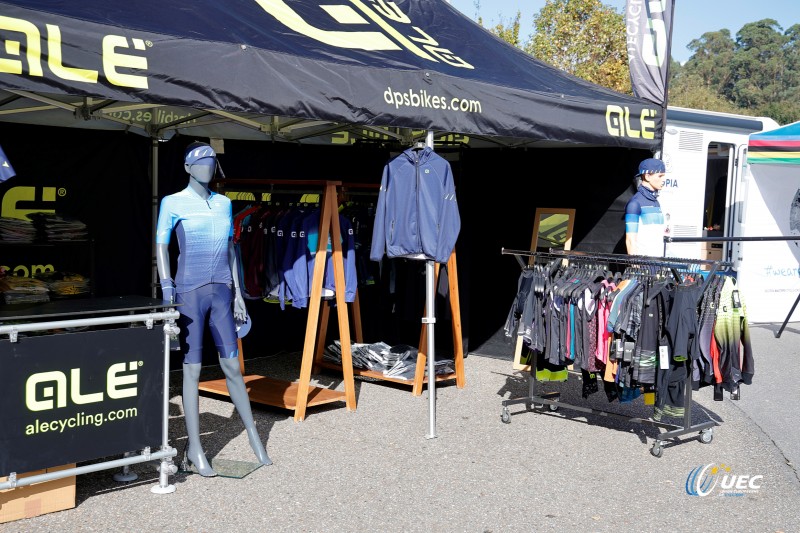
[{"xmin": 659, "ymin": 106, "xmax": 800, "ymax": 323}]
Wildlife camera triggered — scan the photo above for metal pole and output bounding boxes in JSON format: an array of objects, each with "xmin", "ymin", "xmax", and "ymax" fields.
[
  {"xmin": 0, "ymin": 449, "xmax": 176, "ymax": 491},
  {"xmin": 775, "ymin": 292, "xmax": 800, "ymax": 339},
  {"xmin": 424, "ymin": 130, "xmax": 437, "ymax": 440},
  {"xmin": 666, "ymin": 235, "xmax": 800, "ymax": 243},
  {"xmin": 424, "ymin": 259, "xmax": 437, "ymax": 439},
  {"xmin": 152, "ymin": 317, "xmax": 179, "ymax": 494},
  {"xmin": 151, "ymin": 138, "xmax": 160, "ymax": 299},
  {"xmin": 0, "ymin": 310, "xmax": 180, "ymax": 339}
]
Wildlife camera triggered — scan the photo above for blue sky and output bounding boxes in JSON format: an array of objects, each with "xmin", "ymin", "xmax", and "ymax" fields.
[{"xmin": 448, "ymin": 0, "xmax": 800, "ymax": 64}]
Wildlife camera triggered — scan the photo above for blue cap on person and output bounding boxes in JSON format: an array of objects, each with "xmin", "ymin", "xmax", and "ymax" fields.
[
  {"xmin": 185, "ymin": 142, "xmax": 216, "ymax": 166},
  {"xmin": 637, "ymin": 157, "xmax": 665, "ymax": 176}
]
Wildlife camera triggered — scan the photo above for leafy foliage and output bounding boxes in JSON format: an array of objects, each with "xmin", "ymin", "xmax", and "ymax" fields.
[
  {"xmin": 526, "ymin": 0, "xmax": 630, "ymax": 93},
  {"xmin": 472, "ymin": 1, "xmax": 800, "ymax": 123}
]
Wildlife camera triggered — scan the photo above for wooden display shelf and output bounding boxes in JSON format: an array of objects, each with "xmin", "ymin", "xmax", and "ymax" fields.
[
  {"xmin": 200, "ymin": 180, "xmax": 356, "ymax": 422},
  {"xmin": 198, "ymin": 374, "xmax": 345, "ymax": 410},
  {"xmin": 313, "ymin": 250, "xmax": 466, "ymax": 397},
  {"xmin": 316, "ymin": 360, "xmax": 458, "ymax": 386}
]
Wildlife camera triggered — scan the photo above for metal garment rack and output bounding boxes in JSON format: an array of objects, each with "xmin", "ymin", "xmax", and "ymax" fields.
[
  {"xmin": 499, "ymin": 248, "xmax": 732, "ymax": 457},
  {"xmin": 665, "ymin": 235, "xmax": 800, "ymax": 338},
  {"xmin": 0, "ymin": 306, "xmax": 180, "ymax": 493}
]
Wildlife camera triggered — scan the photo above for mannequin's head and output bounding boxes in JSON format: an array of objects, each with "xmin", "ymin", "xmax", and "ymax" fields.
[
  {"xmin": 184, "ymin": 142, "xmax": 216, "ymax": 184},
  {"xmin": 634, "ymin": 157, "xmax": 666, "ymax": 191}
]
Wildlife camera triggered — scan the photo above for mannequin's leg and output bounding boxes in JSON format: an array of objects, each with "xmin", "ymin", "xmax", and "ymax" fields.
[
  {"xmin": 219, "ymin": 358, "xmax": 272, "ymax": 465},
  {"xmin": 182, "ymin": 363, "xmax": 217, "ymax": 477}
]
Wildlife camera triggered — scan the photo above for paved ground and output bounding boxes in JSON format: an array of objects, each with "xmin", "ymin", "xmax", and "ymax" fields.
[{"xmin": 3, "ymin": 324, "xmax": 799, "ymax": 533}]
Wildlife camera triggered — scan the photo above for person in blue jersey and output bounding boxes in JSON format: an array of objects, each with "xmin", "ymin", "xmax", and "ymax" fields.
[
  {"xmin": 625, "ymin": 158, "xmax": 667, "ymax": 257},
  {"xmin": 156, "ymin": 142, "xmax": 271, "ymax": 476}
]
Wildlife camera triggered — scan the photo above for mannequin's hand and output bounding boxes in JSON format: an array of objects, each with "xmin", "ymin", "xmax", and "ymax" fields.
[
  {"xmin": 233, "ymin": 291, "xmax": 246, "ymax": 322},
  {"xmin": 160, "ymin": 278, "xmax": 175, "ymax": 304}
]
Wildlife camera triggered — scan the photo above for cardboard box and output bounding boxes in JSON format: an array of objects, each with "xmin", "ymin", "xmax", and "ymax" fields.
[
  {"xmin": 701, "ymin": 241, "xmax": 723, "ymax": 261},
  {"xmin": 0, "ymin": 464, "xmax": 76, "ymax": 524}
]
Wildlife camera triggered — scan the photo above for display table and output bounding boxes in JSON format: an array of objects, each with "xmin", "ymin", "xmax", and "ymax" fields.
[
  {"xmin": 0, "ymin": 296, "xmax": 180, "ymax": 497},
  {"xmin": 0, "ymin": 295, "xmax": 168, "ymax": 322}
]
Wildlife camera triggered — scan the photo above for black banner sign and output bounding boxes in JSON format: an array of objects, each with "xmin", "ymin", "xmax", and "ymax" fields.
[
  {"xmin": 0, "ymin": 326, "xmax": 163, "ymax": 475},
  {"xmin": 625, "ymin": 0, "xmax": 675, "ymax": 107}
]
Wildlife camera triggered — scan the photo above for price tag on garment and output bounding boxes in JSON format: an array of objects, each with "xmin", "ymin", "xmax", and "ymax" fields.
[
  {"xmin": 615, "ymin": 339, "xmax": 623, "ymax": 357},
  {"xmin": 659, "ymin": 345, "xmax": 670, "ymax": 369},
  {"xmin": 731, "ymin": 290, "xmax": 742, "ymax": 309}
]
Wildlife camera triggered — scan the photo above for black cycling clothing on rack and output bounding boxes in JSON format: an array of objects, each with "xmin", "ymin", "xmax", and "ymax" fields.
[{"xmin": 499, "ymin": 248, "xmax": 752, "ymax": 457}]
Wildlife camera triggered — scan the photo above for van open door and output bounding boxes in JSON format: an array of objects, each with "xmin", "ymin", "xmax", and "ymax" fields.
[{"xmin": 725, "ymin": 143, "xmax": 750, "ymax": 269}]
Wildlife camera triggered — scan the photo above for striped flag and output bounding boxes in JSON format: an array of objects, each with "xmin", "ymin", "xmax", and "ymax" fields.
[{"xmin": 748, "ymin": 122, "xmax": 800, "ymax": 165}]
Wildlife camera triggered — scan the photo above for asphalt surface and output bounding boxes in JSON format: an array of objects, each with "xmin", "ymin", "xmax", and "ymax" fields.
[{"xmin": 3, "ymin": 324, "xmax": 799, "ymax": 533}]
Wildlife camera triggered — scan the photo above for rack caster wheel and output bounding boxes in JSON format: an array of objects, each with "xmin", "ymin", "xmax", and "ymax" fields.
[
  {"xmin": 501, "ymin": 408, "xmax": 511, "ymax": 424},
  {"xmin": 548, "ymin": 402, "xmax": 559, "ymax": 412},
  {"xmin": 699, "ymin": 429, "xmax": 713, "ymax": 444},
  {"xmin": 650, "ymin": 441, "xmax": 664, "ymax": 458}
]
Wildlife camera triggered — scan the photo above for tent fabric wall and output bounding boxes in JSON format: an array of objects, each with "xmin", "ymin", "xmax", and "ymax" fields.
[
  {"xmin": 0, "ymin": 124, "xmax": 647, "ymax": 359},
  {"xmin": 0, "ymin": 122, "xmax": 151, "ymax": 298},
  {"xmin": 457, "ymin": 146, "xmax": 646, "ymax": 355}
]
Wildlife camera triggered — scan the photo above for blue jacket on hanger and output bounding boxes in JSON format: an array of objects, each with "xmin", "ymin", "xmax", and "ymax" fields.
[{"xmin": 370, "ymin": 146, "xmax": 461, "ymax": 264}]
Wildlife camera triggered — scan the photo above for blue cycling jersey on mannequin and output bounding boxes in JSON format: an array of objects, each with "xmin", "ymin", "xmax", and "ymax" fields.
[{"xmin": 156, "ymin": 186, "xmax": 233, "ymax": 293}]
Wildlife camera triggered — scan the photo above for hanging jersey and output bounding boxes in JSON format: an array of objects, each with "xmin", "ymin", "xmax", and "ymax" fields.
[
  {"xmin": 713, "ymin": 276, "xmax": 755, "ymax": 390},
  {"xmin": 156, "ymin": 186, "xmax": 234, "ymax": 293}
]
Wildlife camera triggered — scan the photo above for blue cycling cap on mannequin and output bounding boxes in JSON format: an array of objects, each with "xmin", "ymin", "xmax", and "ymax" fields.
[{"xmin": 184, "ymin": 143, "xmax": 216, "ymax": 183}]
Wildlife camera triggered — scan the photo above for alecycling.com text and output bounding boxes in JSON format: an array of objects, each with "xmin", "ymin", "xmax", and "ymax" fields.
[{"xmin": 25, "ymin": 407, "xmax": 138, "ymax": 436}]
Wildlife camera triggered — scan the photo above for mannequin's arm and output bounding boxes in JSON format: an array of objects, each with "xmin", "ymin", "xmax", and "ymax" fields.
[
  {"xmin": 625, "ymin": 233, "xmax": 636, "ymax": 255},
  {"xmin": 156, "ymin": 243, "xmax": 175, "ymax": 303},
  {"xmin": 228, "ymin": 240, "xmax": 246, "ymax": 321}
]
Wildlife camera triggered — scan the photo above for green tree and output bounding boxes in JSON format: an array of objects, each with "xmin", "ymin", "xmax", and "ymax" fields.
[
  {"xmin": 473, "ymin": 0, "xmax": 525, "ymax": 49},
  {"xmin": 667, "ymin": 72, "xmax": 744, "ymax": 114},
  {"xmin": 526, "ymin": 0, "xmax": 630, "ymax": 93},
  {"xmin": 671, "ymin": 18, "xmax": 800, "ymax": 122},
  {"xmin": 729, "ymin": 19, "xmax": 788, "ymax": 108},
  {"xmin": 482, "ymin": 11, "xmax": 523, "ymax": 48},
  {"xmin": 681, "ymin": 30, "xmax": 736, "ymax": 95},
  {"xmin": 778, "ymin": 23, "xmax": 800, "ymax": 122},
  {"xmin": 466, "ymin": 1, "xmax": 799, "ymax": 122}
]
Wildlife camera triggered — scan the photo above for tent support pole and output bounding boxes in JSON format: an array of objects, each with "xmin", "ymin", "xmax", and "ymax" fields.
[
  {"xmin": 424, "ymin": 130, "xmax": 438, "ymax": 440},
  {"xmin": 151, "ymin": 138, "xmax": 159, "ymax": 299}
]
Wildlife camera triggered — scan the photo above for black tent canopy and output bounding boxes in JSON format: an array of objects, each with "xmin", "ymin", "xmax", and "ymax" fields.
[
  {"xmin": 0, "ymin": 1, "xmax": 658, "ymax": 361},
  {"xmin": 0, "ymin": 0, "xmax": 660, "ymax": 149}
]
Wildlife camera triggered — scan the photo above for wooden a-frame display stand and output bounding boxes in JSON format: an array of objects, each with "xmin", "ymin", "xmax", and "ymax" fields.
[
  {"xmin": 316, "ymin": 249, "xmax": 466, "ymax": 395},
  {"xmin": 198, "ymin": 180, "xmax": 357, "ymax": 422}
]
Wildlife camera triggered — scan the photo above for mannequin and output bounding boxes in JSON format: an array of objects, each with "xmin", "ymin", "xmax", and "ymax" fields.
[{"xmin": 156, "ymin": 142, "xmax": 271, "ymax": 476}]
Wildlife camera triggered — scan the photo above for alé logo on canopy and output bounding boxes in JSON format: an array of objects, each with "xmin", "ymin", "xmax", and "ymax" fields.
[
  {"xmin": 0, "ymin": 14, "xmax": 149, "ymax": 89},
  {"xmin": 254, "ymin": 0, "xmax": 473, "ymax": 69},
  {"xmin": 685, "ymin": 463, "xmax": 763, "ymax": 497}
]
